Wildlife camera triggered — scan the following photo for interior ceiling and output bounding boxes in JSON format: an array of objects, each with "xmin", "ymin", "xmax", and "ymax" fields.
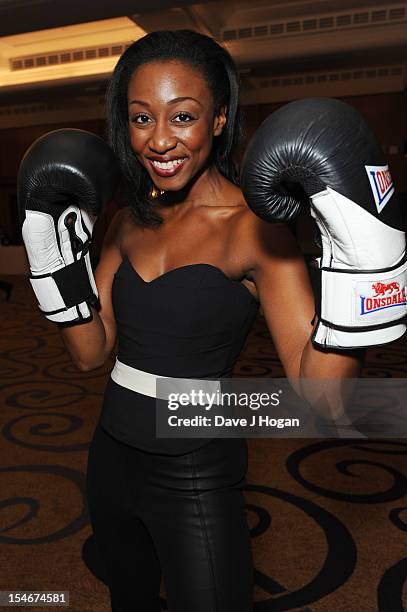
[
  {"xmin": 132, "ymin": 0, "xmax": 405, "ymax": 33},
  {"xmin": 0, "ymin": 0, "xmax": 215, "ymax": 36},
  {"xmin": 0, "ymin": 0, "xmax": 406, "ymax": 106},
  {"xmin": 1, "ymin": 0, "xmax": 399, "ymax": 35}
]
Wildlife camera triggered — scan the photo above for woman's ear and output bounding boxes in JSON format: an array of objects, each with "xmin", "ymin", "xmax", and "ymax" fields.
[{"xmin": 213, "ymin": 106, "xmax": 227, "ymax": 136}]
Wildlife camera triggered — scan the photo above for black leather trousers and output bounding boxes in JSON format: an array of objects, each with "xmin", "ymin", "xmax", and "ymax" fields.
[{"xmin": 86, "ymin": 424, "xmax": 254, "ymax": 612}]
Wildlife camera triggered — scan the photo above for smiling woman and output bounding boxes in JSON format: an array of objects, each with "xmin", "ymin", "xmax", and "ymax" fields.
[
  {"xmin": 127, "ymin": 61, "xmax": 226, "ymax": 185},
  {"xmin": 75, "ymin": 29, "xmax": 260, "ymax": 612},
  {"xmin": 106, "ymin": 29, "xmax": 242, "ymax": 227},
  {"xmin": 27, "ymin": 27, "xmax": 365, "ymax": 612}
]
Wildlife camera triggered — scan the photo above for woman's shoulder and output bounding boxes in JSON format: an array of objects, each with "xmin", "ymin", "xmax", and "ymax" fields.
[
  {"xmin": 204, "ymin": 182, "xmax": 285, "ymax": 239},
  {"xmin": 97, "ymin": 205, "xmax": 136, "ymax": 257},
  {"xmin": 232, "ymin": 193, "xmax": 299, "ymax": 262},
  {"xmin": 232, "ymin": 190, "xmax": 288, "ymax": 230},
  {"xmin": 109, "ymin": 205, "xmax": 140, "ymax": 240},
  {"xmin": 110, "ymin": 205, "xmax": 135, "ymax": 230}
]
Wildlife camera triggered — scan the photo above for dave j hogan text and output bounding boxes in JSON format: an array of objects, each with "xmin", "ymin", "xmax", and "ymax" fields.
[{"xmin": 168, "ymin": 415, "xmax": 300, "ymax": 429}]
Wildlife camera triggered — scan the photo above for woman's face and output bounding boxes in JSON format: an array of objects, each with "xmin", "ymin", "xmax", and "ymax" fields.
[{"xmin": 127, "ymin": 60, "xmax": 226, "ymax": 192}]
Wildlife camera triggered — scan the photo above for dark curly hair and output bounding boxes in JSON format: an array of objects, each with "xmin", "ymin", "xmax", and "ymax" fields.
[{"xmin": 106, "ymin": 29, "xmax": 244, "ymax": 226}]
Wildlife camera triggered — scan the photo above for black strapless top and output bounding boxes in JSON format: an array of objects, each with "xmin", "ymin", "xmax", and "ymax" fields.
[{"xmin": 99, "ymin": 255, "xmax": 260, "ymax": 454}]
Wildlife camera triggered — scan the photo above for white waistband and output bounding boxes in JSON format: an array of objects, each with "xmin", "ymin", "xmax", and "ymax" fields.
[
  {"xmin": 110, "ymin": 358, "xmax": 221, "ymax": 400},
  {"xmin": 111, "ymin": 358, "xmax": 169, "ymax": 398}
]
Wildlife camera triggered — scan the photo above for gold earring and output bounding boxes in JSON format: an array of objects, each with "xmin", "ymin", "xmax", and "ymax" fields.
[{"xmin": 149, "ymin": 186, "xmax": 165, "ymax": 199}]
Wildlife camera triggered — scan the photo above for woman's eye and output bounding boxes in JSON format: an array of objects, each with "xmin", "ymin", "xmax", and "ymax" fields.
[
  {"xmin": 132, "ymin": 114, "xmax": 152, "ymax": 124},
  {"xmin": 172, "ymin": 113, "xmax": 194, "ymax": 123}
]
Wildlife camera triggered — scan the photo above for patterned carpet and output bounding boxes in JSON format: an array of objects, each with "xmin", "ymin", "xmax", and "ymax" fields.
[{"xmin": 0, "ymin": 275, "xmax": 406, "ymax": 612}]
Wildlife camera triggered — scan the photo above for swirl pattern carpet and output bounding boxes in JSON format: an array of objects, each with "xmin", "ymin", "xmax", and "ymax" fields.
[{"xmin": 0, "ymin": 276, "xmax": 406, "ymax": 611}]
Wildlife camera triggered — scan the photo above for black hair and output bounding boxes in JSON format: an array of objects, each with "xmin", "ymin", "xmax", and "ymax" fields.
[{"xmin": 106, "ymin": 29, "xmax": 244, "ymax": 226}]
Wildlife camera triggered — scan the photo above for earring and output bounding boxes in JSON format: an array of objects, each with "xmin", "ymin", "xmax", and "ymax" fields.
[{"xmin": 149, "ymin": 186, "xmax": 165, "ymax": 199}]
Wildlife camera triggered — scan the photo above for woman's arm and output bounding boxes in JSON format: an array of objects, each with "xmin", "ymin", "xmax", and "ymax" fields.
[
  {"xmin": 241, "ymin": 213, "xmax": 364, "ymax": 418},
  {"xmin": 60, "ymin": 209, "xmax": 126, "ymax": 371}
]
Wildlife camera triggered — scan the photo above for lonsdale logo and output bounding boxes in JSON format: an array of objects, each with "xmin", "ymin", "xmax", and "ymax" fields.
[
  {"xmin": 365, "ymin": 164, "xmax": 394, "ymax": 213},
  {"xmin": 360, "ymin": 281, "xmax": 407, "ymax": 315}
]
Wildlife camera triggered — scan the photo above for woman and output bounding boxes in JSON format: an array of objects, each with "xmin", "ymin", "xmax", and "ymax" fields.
[{"xmin": 60, "ymin": 30, "xmax": 362, "ymax": 611}]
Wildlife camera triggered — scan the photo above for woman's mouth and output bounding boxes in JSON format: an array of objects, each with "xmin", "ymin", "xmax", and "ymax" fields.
[{"xmin": 148, "ymin": 157, "xmax": 188, "ymax": 177}]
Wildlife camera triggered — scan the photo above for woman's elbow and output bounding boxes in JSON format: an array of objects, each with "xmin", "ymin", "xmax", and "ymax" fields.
[{"xmin": 74, "ymin": 356, "xmax": 106, "ymax": 372}]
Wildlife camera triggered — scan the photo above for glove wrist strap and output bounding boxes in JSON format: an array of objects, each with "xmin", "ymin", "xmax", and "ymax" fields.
[
  {"xmin": 312, "ymin": 254, "xmax": 407, "ymax": 349},
  {"xmin": 29, "ymin": 253, "xmax": 98, "ymax": 323},
  {"xmin": 319, "ymin": 253, "xmax": 407, "ymax": 331}
]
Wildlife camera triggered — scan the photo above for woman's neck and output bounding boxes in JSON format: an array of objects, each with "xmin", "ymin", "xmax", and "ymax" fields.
[{"xmin": 157, "ymin": 164, "xmax": 228, "ymax": 213}]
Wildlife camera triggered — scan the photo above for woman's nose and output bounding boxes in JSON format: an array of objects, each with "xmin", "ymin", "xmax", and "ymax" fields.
[{"xmin": 149, "ymin": 121, "xmax": 177, "ymax": 154}]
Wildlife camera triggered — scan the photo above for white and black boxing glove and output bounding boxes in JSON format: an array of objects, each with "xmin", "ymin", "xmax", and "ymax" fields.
[
  {"xmin": 241, "ymin": 97, "xmax": 407, "ymax": 350},
  {"xmin": 18, "ymin": 129, "xmax": 119, "ymax": 326}
]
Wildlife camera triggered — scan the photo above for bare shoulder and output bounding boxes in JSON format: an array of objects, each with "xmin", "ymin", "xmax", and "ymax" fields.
[
  {"xmin": 101, "ymin": 206, "xmax": 137, "ymax": 254},
  {"xmin": 234, "ymin": 203, "xmax": 302, "ymax": 275}
]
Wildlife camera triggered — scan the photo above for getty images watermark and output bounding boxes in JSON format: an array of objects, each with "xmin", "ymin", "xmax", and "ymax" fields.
[
  {"xmin": 155, "ymin": 378, "xmax": 407, "ymax": 439},
  {"xmin": 166, "ymin": 386, "xmax": 292, "ymax": 429}
]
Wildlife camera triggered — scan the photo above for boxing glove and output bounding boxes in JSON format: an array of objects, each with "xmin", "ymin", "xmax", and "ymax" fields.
[
  {"xmin": 241, "ymin": 97, "xmax": 407, "ymax": 350},
  {"xmin": 18, "ymin": 129, "xmax": 119, "ymax": 326}
]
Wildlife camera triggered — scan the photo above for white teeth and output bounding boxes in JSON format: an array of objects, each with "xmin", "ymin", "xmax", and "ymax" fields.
[{"xmin": 151, "ymin": 158, "xmax": 185, "ymax": 170}]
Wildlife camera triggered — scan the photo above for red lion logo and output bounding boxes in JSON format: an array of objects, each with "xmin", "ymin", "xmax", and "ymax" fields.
[{"xmin": 372, "ymin": 281, "xmax": 400, "ymax": 297}]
